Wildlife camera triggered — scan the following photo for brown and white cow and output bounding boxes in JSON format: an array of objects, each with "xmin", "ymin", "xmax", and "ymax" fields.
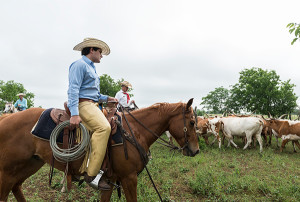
[
  {"xmin": 268, "ymin": 119, "xmax": 300, "ymax": 152},
  {"xmin": 207, "ymin": 117, "xmax": 264, "ymax": 152},
  {"xmin": 197, "ymin": 116, "xmax": 221, "ymax": 146}
]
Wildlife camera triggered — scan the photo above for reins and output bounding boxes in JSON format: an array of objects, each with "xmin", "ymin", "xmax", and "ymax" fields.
[
  {"xmin": 119, "ymin": 104, "xmax": 163, "ymax": 202},
  {"xmin": 118, "ymin": 103, "xmax": 191, "ymax": 202},
  {"xmin": 120, "ymin": 104, "xmax": 189, "ymax": 151}
]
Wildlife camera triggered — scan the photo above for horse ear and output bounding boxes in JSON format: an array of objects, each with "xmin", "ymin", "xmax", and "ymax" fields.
[{"xmin": 186, "ymin": 98, "xmax": 194, "ymax": 110}]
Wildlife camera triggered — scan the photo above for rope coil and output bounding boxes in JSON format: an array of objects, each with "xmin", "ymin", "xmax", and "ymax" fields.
[{"xmin": 50, "ymin": 121, "xmax": 90, "ymax": 163}]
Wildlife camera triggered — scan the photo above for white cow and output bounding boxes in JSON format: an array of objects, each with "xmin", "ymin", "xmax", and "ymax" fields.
[{"xmin": 208, "ymin": 117, "xmax": 264, "ymax": 152}]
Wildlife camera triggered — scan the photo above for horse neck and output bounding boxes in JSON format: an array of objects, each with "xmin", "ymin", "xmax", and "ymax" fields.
[{"xmin": 126, "ymin": 103, "xmax": 183, "ymax": 150}]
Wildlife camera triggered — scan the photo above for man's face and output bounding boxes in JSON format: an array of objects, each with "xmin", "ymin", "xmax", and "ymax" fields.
[
  {"xmin": 19, "ymin": 95, "xmax": 23, "ymax": 100},
  {"xmin": 90, "ymin": 48, "xmax": 103, "ymax": 63},
  {"xmin": 122, "ymin": 86, "xmax": 128, "ymax": 92}
]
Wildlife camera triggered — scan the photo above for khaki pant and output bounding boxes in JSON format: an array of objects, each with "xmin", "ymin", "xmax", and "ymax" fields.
[{"xmin": 78, "ymin": 101, "xmax": 111, "ymax": 176}]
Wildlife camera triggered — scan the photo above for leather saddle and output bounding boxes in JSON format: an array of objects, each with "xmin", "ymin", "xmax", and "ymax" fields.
[
  {"xmin": 50, "ymin": 102, "xmax": 120, "ymax": 135},
  {"xmin": 49, "ymin": 102, "xmax": 121, "ymax": 191}
]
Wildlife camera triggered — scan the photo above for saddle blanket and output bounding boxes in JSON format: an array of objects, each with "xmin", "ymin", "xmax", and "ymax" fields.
[
  {"xmin": 31, "ymin": 108, "xmax": 64, "ymax": 143},
  {"xmin": 31, "ymin": 108, "xmax": 124, "ymax": 145}
]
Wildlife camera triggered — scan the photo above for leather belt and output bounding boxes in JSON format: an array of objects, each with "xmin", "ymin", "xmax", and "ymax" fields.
[{"xmin": 79, "ymin": 98, "xmax": 97, "ymax": 103}]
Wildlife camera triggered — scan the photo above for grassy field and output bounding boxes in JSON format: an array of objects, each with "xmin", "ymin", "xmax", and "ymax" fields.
[{"xmin": 8, "ymin": 136, "xmax": 300, "ymax": 201}]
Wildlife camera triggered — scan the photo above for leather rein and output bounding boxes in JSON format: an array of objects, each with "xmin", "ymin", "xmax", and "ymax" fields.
[
  {"xmin": 118, "ymin": 103, "xmax": 192, "ymax": 202},
  {"xmin": 120, "ymin": 104, "xmax": 191, "ymax": 152}
]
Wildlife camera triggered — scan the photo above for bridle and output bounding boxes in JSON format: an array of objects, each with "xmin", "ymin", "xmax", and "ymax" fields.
[{"xmin": 120, "ymin": 104, "xmax": 192, "ymax": 152}]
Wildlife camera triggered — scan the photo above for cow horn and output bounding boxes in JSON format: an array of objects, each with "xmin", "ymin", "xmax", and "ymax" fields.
[
  {"xmin": 230, "ymin": 111, "xmax": 237, "ymax": 115},
  {"xmin": 205, "ymin": 112, "xmax": 210, "ymax": 118},
  {"xmin": 222, "ymin": 110, "xmax": 227, "ymax": 117},
  {"xmin": 268, "ymin": 111, "xmax": 273, "ymax": 118},
  {"xmin": 278, "ymin": 114, "xmax": 287, "ymax": 119}
]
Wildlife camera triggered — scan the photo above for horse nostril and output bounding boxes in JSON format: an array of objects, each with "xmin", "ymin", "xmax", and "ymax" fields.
[{"xmin": 195, "ymin": 150, "xmax": 199, "ymax": 155}]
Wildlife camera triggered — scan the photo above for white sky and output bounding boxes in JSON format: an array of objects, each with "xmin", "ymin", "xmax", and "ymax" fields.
[{"xmin": 1, "ymin": 0, "xmax": 300, "ymax": 109}]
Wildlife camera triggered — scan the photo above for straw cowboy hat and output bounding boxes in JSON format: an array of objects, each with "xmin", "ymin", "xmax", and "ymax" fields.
[
  {"xmin": 73, "ymin": 38, "xmax": 110, "ymax": 55},
  {"xmin": 120, "ymin": 81, "xmax": 132, "ymax": 88},
  {"xmin": 16, "ymin": 93, "xmax": 26, "ymax": 96}
]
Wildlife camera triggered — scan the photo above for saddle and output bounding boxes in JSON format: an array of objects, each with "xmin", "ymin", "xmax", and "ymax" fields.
[
  {"xmin": 49, "ymin": 102, "xmax": 121, "ymax": 191},
  {"xmin": 50, "ymin": 102, "xmax": 71, "ymax": 124}
]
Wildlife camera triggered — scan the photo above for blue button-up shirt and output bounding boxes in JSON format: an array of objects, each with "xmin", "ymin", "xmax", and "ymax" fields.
[
  {"xmin": 67, "ymin": 56, "xmax": 108, "ymax": 116},
  {"xmin": 14, "ymin": 98, "xmax": 27, "ymax": 111}
]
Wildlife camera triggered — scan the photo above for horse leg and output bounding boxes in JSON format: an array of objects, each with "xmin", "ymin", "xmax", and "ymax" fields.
[
  {"xmin": 12, "ymin": 184, "xmax": 26, "ymax": 202},
  {"xmin": 100, "ymin": 188, "xmax": 114, "ymax": 202},
  {"xmin": 120, "ymin": 174, "xmax": 138, "ymax": 202},
  {"xmin": 6, "ymin": 156, "xmax": 44, "ymax": 201},
  {"xmin": 0, "ymin": 172, "xmax": 14, "ymax": 201}
]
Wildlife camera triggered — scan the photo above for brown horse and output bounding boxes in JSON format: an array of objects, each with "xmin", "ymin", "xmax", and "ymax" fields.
[{"xmin": 0, "ymin": 98, "xmax": 199, "ymax": 202}]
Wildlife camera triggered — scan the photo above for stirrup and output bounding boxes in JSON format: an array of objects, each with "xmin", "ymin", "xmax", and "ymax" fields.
[{"xmin": 87, "ymin": 170, "xmax": 104, "ymax": 190}]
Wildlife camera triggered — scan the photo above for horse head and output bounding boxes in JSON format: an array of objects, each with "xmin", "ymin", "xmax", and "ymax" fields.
[
  {"xmin": 3, "ymin": 102, "xmax": 16, "ymax": 113},
  {"xmin": 167, "ymin": 98, "xmax": 199, "ymax": 157}
]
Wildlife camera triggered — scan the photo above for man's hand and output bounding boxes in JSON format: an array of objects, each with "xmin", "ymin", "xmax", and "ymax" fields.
[
  {"xmin": 70, "ymin": 115, "xmax": 81, "ymax": 130},
  {"xmin": 107, "ymin": 97, "xmax": 118, "ymax": 103}
]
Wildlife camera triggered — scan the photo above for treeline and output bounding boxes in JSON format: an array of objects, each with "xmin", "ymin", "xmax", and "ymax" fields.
[
  {"xmin": 200, "ymin": 67, "xmax": 298, "ymax": 118},
  {"xmin": 0, "ymin": 74, "xmax": 129, "ymax": 110}
]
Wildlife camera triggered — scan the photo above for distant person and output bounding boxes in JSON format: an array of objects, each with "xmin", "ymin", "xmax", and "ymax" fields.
[
  {"xmin": 115, "ymin": 81, "xmax": 136, "ymax": 111},
  {"xmin": 67, "ymin": 37, "xmax": 118, "ymax": 190},
  {"xmin": 14, "ymin": 93, "xmax": 27, "ymax": 111}
]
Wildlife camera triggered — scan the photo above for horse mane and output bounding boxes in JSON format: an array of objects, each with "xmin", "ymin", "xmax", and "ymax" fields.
[{"xmin": 130, "ymin": 102, "xmax": 186, "ymax": 117}]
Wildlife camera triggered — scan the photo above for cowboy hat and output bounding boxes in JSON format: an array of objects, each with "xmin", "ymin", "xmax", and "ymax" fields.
[
  {"xmin": 120, "ymin": 81, "xmax": 132, "ymax": 88},
  {"xmin": 73, "ymin": 38, "xmax": 110, "ymax": 55},
  {"xmin": 16, "ymin": 93, "xmax": 26, "ymax": 96}
]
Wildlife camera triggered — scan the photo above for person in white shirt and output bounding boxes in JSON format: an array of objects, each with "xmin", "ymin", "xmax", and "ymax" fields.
[{"xmin": 115, "ymin": 81, "xmax": 135, "ymax": 111}]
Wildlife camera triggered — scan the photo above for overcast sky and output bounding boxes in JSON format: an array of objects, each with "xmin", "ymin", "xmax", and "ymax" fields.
[{"xmin": 1, "ymin": 0, "xmax": 300, "ymax": 109}]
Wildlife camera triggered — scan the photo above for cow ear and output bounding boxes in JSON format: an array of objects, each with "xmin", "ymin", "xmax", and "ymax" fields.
[{"xmin": 186, "ymin": 98, "xmax": 194, "ymax": 110}]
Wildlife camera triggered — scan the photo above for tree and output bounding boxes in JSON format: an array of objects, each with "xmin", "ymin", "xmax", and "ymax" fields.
[
  {"xmin": 230, "ymin": 68, "xmax": 297, "ymax": 117},
  {"xmin": 201, "ymin": 87, "xmax": 230, "ymax": 113},
  {"xmin": 287, "ymin": 23, "xmax": 300, "ymax": 45},
  {"xmin": 200, "ymin": 68, "xmax": 298, "ymax": 117},
  {"xmin": 99, "ymin": 74, "xmax": 132, "ymax": 97},
  {"xmin": 0, "ymin": 80, "xmax": 35, "ymax": 110}
]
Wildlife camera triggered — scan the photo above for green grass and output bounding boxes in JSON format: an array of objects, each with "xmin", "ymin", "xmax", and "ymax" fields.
[{"xmin": 8, "ymin": 136, "xmax": 300, "ymax": 201}]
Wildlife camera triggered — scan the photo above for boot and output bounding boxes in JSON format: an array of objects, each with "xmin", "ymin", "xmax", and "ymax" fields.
[
  {"xmin": 84, "ymin": 171, "xmax": 111, "ymax": 191},
  {"xmin": 98, "ymin": 178, "xmax": 111, "ymax": 190}
]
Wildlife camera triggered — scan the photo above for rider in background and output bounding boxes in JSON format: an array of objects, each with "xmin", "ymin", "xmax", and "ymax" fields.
[
  {"xmin": 115, "ymin": 81, "xmax": 135, "ymax": 111},
  {"xmin": 14, "ymin": 93, "xmax": 27, "ymax": 111}
]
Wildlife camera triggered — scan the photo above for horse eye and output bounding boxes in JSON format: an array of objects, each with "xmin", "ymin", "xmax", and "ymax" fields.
[{"xmin": 190, "ymin": 120, "xmax": 195, "ymax": 126}]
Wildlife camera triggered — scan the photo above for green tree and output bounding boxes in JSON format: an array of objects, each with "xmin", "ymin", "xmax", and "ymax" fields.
[
  {"xmin": 273, "ymin": 80, "xmax": 298, "ymax": 116},
  {"xmin": 230, "ymin": 68, "xmax": 297, "ymax": 117},
  {"xmin": 201, "ymin": 86, "xmax": 229, "ymax": 113},
  {"xmin": 0, "ymin": 80, "xmax": 35, "ymax": 110},
  {"xmin": 99, "ymin": 74, "xmax": 132, "ymax": 97},
  {"xmin": 287, "ymin": 23, "xmax": 300, "ymax": 45},
  {"xmin": 200, "ymin": 68, "xmax": 298, "ymax": 117}
]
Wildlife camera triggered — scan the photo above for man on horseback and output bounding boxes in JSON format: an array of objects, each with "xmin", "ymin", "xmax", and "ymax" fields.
[
  {"xmin": 68, "ymin": 38, "xmax": 118, "ymax": 190},
  {"xmin": 14, "ymin": 93, "xmax": 27, "ymax": 111},
  {"xmin": 115, "ymin": 81, "xmax": 136, "ymax": 111}
]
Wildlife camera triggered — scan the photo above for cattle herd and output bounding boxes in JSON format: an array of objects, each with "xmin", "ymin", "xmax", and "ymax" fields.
[{"xmin": 168, "ymin": 113, "xmax": 300, "ymax": 153}]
